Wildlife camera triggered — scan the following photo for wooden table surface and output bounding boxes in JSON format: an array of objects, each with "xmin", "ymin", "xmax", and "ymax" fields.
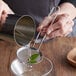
[{"xmin": 0, "ymin": 35, "xmax": 76, "ymax": 76}]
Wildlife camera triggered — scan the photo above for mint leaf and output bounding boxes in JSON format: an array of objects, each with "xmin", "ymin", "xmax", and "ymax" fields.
[
  {"xmin": 30, "ymin": 54, "xmax": 39, "ymax": 60},
  {"xmin": 28, "ymin": 60, "xmax": 37, "ymax": 63},
  {"xmin": 28, "ymin": 53, "xmax": 40, "ymax": 64}
]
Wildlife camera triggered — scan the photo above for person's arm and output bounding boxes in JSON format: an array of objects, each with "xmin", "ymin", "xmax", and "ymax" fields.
[{"xmin": 37, "ymin": 2, "xmax": 76, "ymax": 38}]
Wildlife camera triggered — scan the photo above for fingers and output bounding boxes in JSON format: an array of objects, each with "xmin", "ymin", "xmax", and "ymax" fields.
[
  {"xmin": 37, "ymin": 13, "xmax": 74, "ymax": 39},
  {"xmin": 47, "ymin": 14, "xmax": 70, "ymax": 34},
  {"xmin": 37, "ymin": 16, "xmax": 53, "ymax": 31},
  {"xmin": 47, "ymin": 18, "xmax": 74, "ymax": 38}
]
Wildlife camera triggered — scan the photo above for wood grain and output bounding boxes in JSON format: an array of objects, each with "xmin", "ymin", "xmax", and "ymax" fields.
[{"xmin": 0, "ymin": 36, "xmax": 76, "ymax": 76}]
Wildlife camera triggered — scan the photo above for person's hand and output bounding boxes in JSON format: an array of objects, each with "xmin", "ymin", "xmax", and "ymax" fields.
[
  {"xmin": 37, "ymin": 13, "xmax": 74, "ymax": 39},
  {"xmin": 0, "ymin": 0, "xmax": 14, "ymax": 30}
]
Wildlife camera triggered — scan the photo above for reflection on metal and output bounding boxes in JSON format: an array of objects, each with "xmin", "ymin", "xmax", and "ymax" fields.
[{"xmin": 14, "ymin": 15, "xmax": 35, "ymax": 46}]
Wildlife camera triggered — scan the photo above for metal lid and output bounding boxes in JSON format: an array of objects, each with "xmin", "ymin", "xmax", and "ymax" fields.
[{"xmin": 14, "ymin": 15, "xmax": 35, "ymax": 46}]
